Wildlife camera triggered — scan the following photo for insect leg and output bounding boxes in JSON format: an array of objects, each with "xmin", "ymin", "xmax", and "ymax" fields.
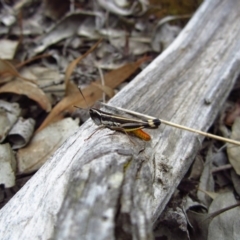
[
  {"xmin": 105, "ymin": 126, "xmax": 136, "ymax": 145},
  {"xmin": 84, "ymin": 125, "xmax": 105, "ymax": 141}
]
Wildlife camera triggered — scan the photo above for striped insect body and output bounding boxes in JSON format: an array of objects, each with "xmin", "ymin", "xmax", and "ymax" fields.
[{"xmin": 89, "ymin": 107, "xmax": 161, "ymax": 141}]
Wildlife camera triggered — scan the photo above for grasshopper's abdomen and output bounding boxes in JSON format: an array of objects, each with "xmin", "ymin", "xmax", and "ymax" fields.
[{"xmin": 131, "ymin": 129, "xmax": 151, "ymax": 141}]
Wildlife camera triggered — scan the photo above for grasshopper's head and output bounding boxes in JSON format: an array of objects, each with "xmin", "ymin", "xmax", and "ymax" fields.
[{"xmin": 89, "ymin": 108, "xmax": 102, "ymax": 126}]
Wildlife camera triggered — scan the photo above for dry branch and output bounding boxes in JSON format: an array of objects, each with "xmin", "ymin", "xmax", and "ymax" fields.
[{"xmin": 1, "ymin": 0, "xmax": 240, "ymax": 239}]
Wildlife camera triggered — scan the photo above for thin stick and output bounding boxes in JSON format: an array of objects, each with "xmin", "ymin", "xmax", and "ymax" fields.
[
  {"xmin": 100, "ymin": 103, "xmax": 240, "ymax": 147},
  {"xmin": 97, "ymin": 66, "xmax": 106, "ymax": 103},
  {"xmin": 212, "ymin": 164, "xmax": 232, "ymax": 173}
]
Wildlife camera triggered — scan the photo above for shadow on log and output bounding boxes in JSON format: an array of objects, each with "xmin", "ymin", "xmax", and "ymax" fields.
[{"xmin": 1, "ymin": 0, "xmax": 240, "ymax": 239}]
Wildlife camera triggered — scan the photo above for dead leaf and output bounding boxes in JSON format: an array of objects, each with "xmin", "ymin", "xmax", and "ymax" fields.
[
  {"xmin": 197, "ymin": 189, "xmax": 218, "ymax": 200},
  {"xmin": 19, "ymin": 65, "xmax": 62, "ymax": 89},
  {"xmin": 17, "ymin": 117, "xmax": 79, "ymax": 174},
  {"xmin": 224, "ymin": 101, "xmax": 240, "ymax": 126},
  {"xmin": 155, "ymin": 206, "xmax": 189, "ymax": 239},
  {"xmin": 0, "ymin": 143, "xmax": 16, "ymax": 188},
  {"xmin": 8, "ymin": 117, "xmax": 35, "ymax": 150},
  {"xmin": 0, "ymin": 100, "xmax": 21, "ymax": 143},
  {"xmin": 34, "ymin": 11, "xmax": 100, "ymax": 54},
  {"xmin": 109, "ymin": 37, "xmax": 151, "ymax": 55},
  {"xmin": 211, "ymin": 151, "xmax": 231, "ymax": 187},
  {"xmin": 227, "ymin": 117, "xmax": 240, "ymax": 175},
  {"xmin": 152, "ymin": 22, "xmax": 182, "ymax": 52},
  {"xmin": 197, "ymin": 148, "xmax": 215, "ymax": 207},
  {"xmin": 0, "ymin": 79, "xmax": 51, "ymax": 112},
  {"xmin": 0, "ymin": 39, "xmax": 19, "ymax": 59},
  {"xmin": 97, "ymin": 0, "xmax": 148, "ymax": 16},
  {"xmin": 43, "ymin": 0, "xmax": 70, "ymax": 20},
  {"xmin": 0, "ymin": 59, "xmax": 36, "ymax": 84},
  {"xmin": 92, "ymin": 82, "xmax": 115, "ymax": 98},
  {"xmin": 77, "ymin": 16, "xmax": 101, "ymax": 39},
  {"xmin": 189, "ymin": 155, "xmax": 204, "ymax": 180},
  {"xmin": 230, "ymin": 169, "xmax": 240, "ymax": 196},
  {"xmin": 36, "ymin": 86, "xmax": 100, "ymax": 133},
  {"xmin": 65, "ymin": 39, "xmax": 102, "ymax": 93},
  {"xmin": 188, "ymin": 191, "xmax": 240, "ymax": 240},
  {"xmin": 37, "ymin": 56, "xmax": 148, "ymax": 132},
  {"xmin": 187, "ymin": 210, "xmax": 210, "ymax": 240},
  {"xmin": 208, "ymin": 191, "xmax": 240, "ymax": 240}
]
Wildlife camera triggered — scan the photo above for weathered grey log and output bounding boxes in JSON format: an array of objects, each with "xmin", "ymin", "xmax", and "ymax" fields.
[{"xmin": 1, "ymin": 0, "xmax": 240, "ymax": 239}]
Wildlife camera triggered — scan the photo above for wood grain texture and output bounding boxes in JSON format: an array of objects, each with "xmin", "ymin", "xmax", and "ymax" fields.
[{"xmin": 1, "ymin": 0, "xmax": 240, "ymax": 239}]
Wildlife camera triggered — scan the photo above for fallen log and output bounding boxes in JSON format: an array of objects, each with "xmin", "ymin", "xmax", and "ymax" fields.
[{"xmin": 1, "ymin": 0, "xmax": 240, "ymax": 239}]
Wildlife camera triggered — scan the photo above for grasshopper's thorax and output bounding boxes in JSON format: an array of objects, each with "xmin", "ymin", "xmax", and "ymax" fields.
[{"xmin": 89, "ymin": 108, "xmax": 122, "ymax": 128}]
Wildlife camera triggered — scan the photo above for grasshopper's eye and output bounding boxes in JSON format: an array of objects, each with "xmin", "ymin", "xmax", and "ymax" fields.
[{"xmin": 89, "ymin": 109, "xmax": 101, "ymax": 125}]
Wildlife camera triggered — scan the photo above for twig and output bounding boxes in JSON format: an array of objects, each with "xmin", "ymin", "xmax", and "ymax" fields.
[{"xmin": 212, "ymin": 164, "xmax": 232, "ymax": 173}]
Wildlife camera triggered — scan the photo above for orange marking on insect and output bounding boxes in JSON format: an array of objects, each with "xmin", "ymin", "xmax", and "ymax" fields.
[{"xmin": 131, "ymin": 129, "xmax": 151, "ymax": 141}]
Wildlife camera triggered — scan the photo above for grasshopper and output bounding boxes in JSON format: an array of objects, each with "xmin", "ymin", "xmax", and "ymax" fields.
[
  {"xmin": 89, "ymin": 107, "xmax": 161, "ymax": 141},
  {"xmin": 76, "ymin": 88, "xmax": 161, "ymax": 141}
]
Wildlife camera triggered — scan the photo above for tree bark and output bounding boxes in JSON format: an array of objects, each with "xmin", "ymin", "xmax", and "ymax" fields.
[{"xmin": 1, "ymin": 0, "xmax": 240, "ymax": 239}]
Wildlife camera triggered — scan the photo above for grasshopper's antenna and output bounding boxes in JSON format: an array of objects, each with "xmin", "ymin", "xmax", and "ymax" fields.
[
  {"xmin": 78, "ymin": 87, "xmax": 89, "ymax": 108},
  {"xmin": 74, "ymin": 87, "xmax": 89, "ymax": 110}
]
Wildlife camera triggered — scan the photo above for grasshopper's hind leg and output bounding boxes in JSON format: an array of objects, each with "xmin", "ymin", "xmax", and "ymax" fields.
[
  {"xmin": 85, "ymin": 126, "xmax": 136, "ymax": 145},
  {"xmin": 107, "ymin": 126, "xmax": 137, "ymax": 145}
]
